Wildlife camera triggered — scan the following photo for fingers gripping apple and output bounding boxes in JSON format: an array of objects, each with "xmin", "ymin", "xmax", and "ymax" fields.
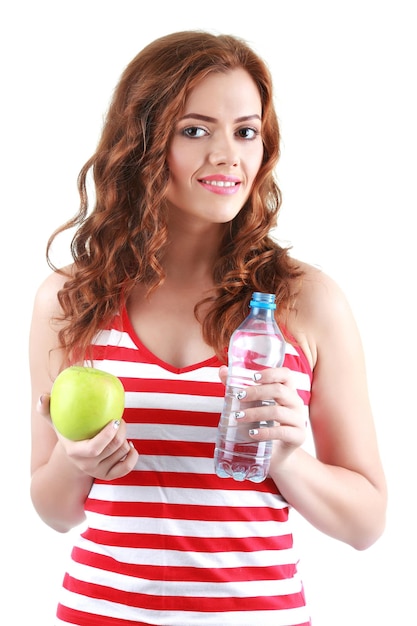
[{"xmin": 50, "ymin": 366, "xmax": 125, "ymax": 440}]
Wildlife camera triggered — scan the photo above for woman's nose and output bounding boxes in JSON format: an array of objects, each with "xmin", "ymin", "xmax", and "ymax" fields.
[{"xmin": 208, "ymin": 136, "xmax": 240, "ymax": 167}]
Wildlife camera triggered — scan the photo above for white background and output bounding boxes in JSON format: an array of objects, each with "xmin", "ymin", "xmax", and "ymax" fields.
[{"xmin": 1, "ymin": 1, "xmax": 416, "ymax": 624}]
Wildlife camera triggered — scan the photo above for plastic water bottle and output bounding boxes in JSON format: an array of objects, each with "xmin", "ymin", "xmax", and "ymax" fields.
[{"xmin": 214, "ymin": 292, "xmax": 285, "ymax": 483}]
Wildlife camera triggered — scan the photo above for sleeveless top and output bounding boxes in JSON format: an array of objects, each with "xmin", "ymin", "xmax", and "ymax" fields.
[{"xmin": 56, "ymin": 307, "xmax": 313, "ymax": 626}]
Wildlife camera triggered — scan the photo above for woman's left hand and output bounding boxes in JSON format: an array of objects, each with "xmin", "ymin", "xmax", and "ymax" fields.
[{"xmin": 218, "ymin": 364, "xmax": 307, "ymax": 466}]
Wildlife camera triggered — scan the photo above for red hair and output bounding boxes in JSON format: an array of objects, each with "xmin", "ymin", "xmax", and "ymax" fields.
[{"xmin": 47, "ymin": 30, "xmax": 302, "ymax": 363}]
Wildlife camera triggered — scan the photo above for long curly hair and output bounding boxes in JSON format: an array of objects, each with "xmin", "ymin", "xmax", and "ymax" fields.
[{"xmin": 47, "ymin": 30, "xmax": 303, "ymax": 364}]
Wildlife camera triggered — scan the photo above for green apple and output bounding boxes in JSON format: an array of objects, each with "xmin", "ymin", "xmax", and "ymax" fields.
[{"xmin": 50, "ymin": 366, "xmax": 125, "ymax": 440}]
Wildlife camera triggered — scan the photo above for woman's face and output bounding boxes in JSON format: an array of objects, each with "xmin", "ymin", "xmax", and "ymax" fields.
[{"xmin": 165, "ymin": 68, "xmax": 264, "ymax": 228}]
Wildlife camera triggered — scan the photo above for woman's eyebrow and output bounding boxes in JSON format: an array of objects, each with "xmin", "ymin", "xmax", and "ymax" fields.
[{"xmin": 178, "ymin": 113, "xmax": 262, "ymax": 123}]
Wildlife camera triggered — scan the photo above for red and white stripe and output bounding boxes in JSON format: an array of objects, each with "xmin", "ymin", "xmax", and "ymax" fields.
[{"xmin": 56, "ymin": 309, "xmax": 312, "ymax": 626}]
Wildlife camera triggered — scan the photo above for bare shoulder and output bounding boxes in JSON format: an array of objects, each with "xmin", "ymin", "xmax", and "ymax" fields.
[
  {"xmin": 32, "ymin": 265, "xmax": 73, "ymax": 318},
  {"xmin": 30, "ymin": 265, "xmax": 75, "ymax": 372},
  {"xmin": 285, "ymin": 260, "xmax": 360, "ymax": 368},
  {"xmin": 295, "ymin": 261, "xmax": 351, "ymax": 315}
]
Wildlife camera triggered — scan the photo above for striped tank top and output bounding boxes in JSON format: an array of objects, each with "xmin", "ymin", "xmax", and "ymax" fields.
[{"xmin": 56, "ymin": 307, "xmax": 313, "ymax": 626}]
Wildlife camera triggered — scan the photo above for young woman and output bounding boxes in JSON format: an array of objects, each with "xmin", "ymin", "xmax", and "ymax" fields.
[{"xmin": 29, "ymin": 30, "xmax": 387, "ymax": 626}]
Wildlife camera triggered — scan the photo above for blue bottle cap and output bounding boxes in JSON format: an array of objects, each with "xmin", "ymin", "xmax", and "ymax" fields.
[{"xmin": 249, "ymin": 292, "xmax": 276, "ymax": 309}]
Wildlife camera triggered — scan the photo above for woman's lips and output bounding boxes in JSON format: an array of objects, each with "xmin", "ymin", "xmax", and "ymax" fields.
[{"xmin": 198, "ymin": 176, "xmax": 241, "ymax": 195}]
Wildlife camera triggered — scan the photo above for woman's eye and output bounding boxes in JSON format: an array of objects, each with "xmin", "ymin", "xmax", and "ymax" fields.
[
  {"xmin": 182, "ymin": 126, "xmax": 206, "ymax": 138},
  {"xmin": 237, "ymin": 127, "xmax": 259, "ymax": 139}
]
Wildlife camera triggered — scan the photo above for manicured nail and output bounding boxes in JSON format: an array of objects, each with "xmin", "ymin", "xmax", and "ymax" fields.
[
  {"xmin": 249, "ymin": 428, "xmax": 259, "ymax": 436},
  {"xmin": 113, "ymin": 420, "xmax": 121, "ymax": 429},
  {"xmin": 236, "ymin": 390, "xmax": 246, "ymax": 400},
  {"xmin": 253, "ymin": 373, "xmax": 262, "ymax": 381},
  {"xmin": 234, "ymin": 411, "xmax": 245, "ymax": 419}
]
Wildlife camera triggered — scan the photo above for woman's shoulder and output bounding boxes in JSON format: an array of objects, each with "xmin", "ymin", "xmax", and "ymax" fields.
[
  {"xmin": 30, "ymin": 266, "xmax": 76, "ymax": 373},
  {"xmin": 285, "ymin": 259, "xmax": 357, "ymax": 368},
  {"xmin": 33, "ymin": 265, "xmax": 74, "ymax": 315},
  {"xmin": 293, "ymin": 260, "xmax": 346, "ymax": 300}
]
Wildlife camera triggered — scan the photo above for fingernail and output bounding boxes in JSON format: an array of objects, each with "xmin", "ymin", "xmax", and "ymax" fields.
[
  {"xmin": 253, "ymin": 373, "xmax": 262, "ymax": 381},
  {"xmin": 234, "ymin": 411, "xmax": 245, "ymax": 419},
  {"xmin": 249, "ymin": 429, "xmax": 259, "ymax": 435},
  {"xmin": 113, "ymin": 420, "xmax": 121, "ymax": 429},
  {"xmin": 236, "ymin": 390, "xmax": 246, "ymax": 400}
]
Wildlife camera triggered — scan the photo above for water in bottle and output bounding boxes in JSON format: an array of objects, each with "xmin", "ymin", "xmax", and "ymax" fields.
[{"xmin": 214, "ymin": 292, "xmax": 285, "ymax": 483}]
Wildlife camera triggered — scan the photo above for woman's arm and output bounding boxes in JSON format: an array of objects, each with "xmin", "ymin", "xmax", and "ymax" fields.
[
  {"xmin": 234, "ymin": 265, "xmax": 387, "ymax": 549},
  {"xmin": 29, "ymin": 271, "xmax": 138, "ymax": 533}
]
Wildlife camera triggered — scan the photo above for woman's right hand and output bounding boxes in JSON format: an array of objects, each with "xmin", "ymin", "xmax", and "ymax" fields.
[{"xmin": 38, "ymin": 394, "xmax": 139, "ymax": 481}]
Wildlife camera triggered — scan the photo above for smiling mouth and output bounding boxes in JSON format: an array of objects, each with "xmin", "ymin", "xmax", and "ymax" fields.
[{"xmin": 199, "ymin": 179, "xmax": 239, "ymax": 187}]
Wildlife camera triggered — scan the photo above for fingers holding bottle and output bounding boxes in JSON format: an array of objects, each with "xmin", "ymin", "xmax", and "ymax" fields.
[{"xmin": 234, "ymin": 366, "xmax": 307, "ymax": 454}]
